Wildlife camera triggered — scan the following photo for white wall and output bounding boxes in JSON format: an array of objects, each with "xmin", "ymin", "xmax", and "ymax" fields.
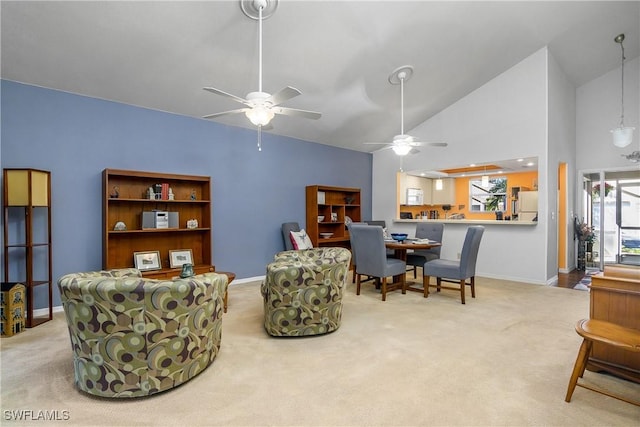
[
  {"xmin": 373, "ymin": 48, "xmax": 551, "ymax": 284},
  {"xmin": 548, "ymin": 52, "xmax": 577, "ymax": 276},
  {"xmin": 576, "ymin": 57, "xmax": 639, "ymax": 171}
]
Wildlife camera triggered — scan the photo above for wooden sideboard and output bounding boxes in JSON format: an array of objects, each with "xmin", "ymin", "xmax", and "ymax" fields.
[{"xmin": 588, "ymin": 265, "xmax": 640, "ymax": 383}]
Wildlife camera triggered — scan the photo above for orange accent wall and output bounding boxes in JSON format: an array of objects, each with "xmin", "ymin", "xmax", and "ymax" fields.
[
  {"xmin": 455, "ymin": 171, "xmax": 538, "ymax": 220},
  {"xmin": 558, "ymin": 163, "xmax": 567, "ymax": 269}
]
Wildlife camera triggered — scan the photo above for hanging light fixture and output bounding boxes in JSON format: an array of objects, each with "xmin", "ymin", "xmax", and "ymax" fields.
[
  {"xmin": 611, "ymin": 33, "xmax": 635, "ymax": 148},
  {"xmin": 481, "ymin": 166, "xmax": 489, "ymax": 187},
  {"xmin": 392, "ymin": 143, "xmax": 412, "ymax": 156},
  {"xmin": 435, "ymin": 178, "xmax": 443, "ymax": 190}
]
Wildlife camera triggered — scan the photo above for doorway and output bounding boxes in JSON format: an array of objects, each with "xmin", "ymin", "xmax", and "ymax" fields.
[{"xmin": 579, "ymin": 168, "xmax": 640, "ymax": 270}]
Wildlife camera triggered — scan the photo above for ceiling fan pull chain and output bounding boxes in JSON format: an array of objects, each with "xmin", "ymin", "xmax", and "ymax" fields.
[{"xmin": 257, "ymin": 125, "xmax": 262, "ymax": 151}]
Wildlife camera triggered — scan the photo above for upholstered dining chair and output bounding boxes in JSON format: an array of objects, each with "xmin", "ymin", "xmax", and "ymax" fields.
[
  {"xmin": 421, "ymin": 225, "xmax": 484, "ymax": 304},
  {"xmin": 406, "ymin": 223, "xmax": 444, "ymax": 278},
  {"xmin": 364, "ymin": 220, "xmax": 394, "ymax": 257},
  {"xmin": 281, "ymin": 222, "xmax": 300, "ymax": 251},
  {"xmin": 347, "ymin": 221, "xmax": 366, "ymax": 283},
  {"xmin": 350, "ymin": 224, "xmax": 406, "ymax": 301}
]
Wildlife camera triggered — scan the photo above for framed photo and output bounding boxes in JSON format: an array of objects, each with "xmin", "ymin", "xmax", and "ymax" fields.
[
  {"xmin": 169, "ymin": 249, "xmax": 193, "ymax": 268},
  {"xmin": 133, "ymin": 251, "xmax": 162, "ymax": 271}
]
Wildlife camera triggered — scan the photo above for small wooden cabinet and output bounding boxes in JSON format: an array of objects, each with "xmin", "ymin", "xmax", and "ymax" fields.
[
  {"xmin": 103, "ymin": 169, "xmax": 214, "ymax": 278},
  {"xmin": 305, "ymin": 185, "xmax": 361, "ymax": 247}
]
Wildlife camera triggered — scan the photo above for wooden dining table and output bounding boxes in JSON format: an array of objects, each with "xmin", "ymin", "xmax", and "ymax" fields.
[{"xmin": 385, "ymin": 239, "xmax": 442, "ymax": 294}]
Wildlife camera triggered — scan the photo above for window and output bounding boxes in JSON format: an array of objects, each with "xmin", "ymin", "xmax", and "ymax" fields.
[{"xmin": 470, "ymin": 177, "xmax": 507, "ymax": 212}]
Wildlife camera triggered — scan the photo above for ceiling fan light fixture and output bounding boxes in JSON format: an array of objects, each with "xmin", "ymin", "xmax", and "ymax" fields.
[
  {"xmin": 245, "ymin": 106, "xmax": 274, "ymax": 126},
  {"xmin": 392, "ymin": 144, "xmax": 412, "ymax": 156},
  {"xmin": 610, "ymin": 33, "xmax": 635, "ymax": 148}
]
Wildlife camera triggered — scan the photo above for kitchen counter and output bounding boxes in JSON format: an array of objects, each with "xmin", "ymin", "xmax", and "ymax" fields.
[{"xmin": 393, "ymin": 218, "xmax": 537, "ymax": 226}]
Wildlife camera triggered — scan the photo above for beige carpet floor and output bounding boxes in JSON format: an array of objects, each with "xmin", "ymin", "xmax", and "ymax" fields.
[{"xmin": 1, "ymin": 276, "xmax": 639, "ymax": 426}]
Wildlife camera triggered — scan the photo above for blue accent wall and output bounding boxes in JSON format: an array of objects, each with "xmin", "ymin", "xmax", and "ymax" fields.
[{"xmin": 1, "ymin": 80, "xmax": 372, "ymax": 307}]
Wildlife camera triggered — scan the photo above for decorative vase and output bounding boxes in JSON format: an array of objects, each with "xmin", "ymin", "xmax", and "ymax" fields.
[{"xmin": 180, "ymin": 263, "xmax": 194, "ymax": 278}]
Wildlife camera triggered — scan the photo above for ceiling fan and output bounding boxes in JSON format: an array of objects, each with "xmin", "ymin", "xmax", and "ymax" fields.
[
  {"xmin": 202, "ymin": 0, "xmax": 321, "ymax": 150},
  {"xmin": 365, "ymin": 65, "xmax": 447, "ymax": 156}
]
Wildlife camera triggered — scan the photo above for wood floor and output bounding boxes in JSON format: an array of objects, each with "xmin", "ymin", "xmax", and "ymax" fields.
[{"xmin": 557, "ymin": 270, "xmax": 586, "ymax": 289}]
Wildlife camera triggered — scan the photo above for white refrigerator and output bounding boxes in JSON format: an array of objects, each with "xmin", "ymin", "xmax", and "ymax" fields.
[{"xmin": 518, "ymin": 191, "xmax": 538, "ymax": 221}]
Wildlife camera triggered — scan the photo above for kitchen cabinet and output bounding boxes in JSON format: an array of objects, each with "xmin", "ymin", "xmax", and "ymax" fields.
[
  {"xmin": 398, "ymin": 173, "xmax": 432, "ymax": 205},
  {"xmin": 431, "ymin": 178, "xmax": 456, "ymax": 205}
]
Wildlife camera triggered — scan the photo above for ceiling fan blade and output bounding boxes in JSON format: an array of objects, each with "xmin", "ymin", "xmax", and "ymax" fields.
[
  {"xmin": 203, "ymin": 87, "xmax": 251, "ymax": 106},
  {"xmin": 363, "ymin": 142, "xmax": 391, "ymax": 145},
  {"xmin": 272, "ymin": 106, "xmax": 322, "ymax": 120},
  {"xmin": 266, "ymin": 86, "xmax": 302, "ymax": 106},
  {"xmin": 423, "ymin": 142, "xmax": 448, "ymax": 147},
  {"xmin": 202, "ymin": 108, "xmax": 249, "ymax": 119}
]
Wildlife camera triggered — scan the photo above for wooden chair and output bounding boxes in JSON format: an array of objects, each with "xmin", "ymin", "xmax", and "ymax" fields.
[{"xmin": 565, "ymin": 319, "xmax": 640, "ymax": 406}]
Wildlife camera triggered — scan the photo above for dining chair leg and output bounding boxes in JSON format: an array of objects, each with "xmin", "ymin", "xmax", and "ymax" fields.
[
  {"xmin": 423, "ymin": 275, "xmax": 430, "ymax": 298},
  {"xmin": 470, "ymin": 276, "xmax": 476, "ymax": 298},
  {"xmin": 460, "ymin": 279, "xmax": 466, "ymax": 304},
  {"xmin": 381, "ymin": 277, "xmax": 387, "ymax": 301},
  {"xmin": 565, "ymin": 339, "xmax": 592, "ymax": 402},
  {"xmin": 436, "ymin": 277, "xmax": 442, "ymax": 292},
  {"xmin": 352, "ymin": 266, "xmax": 356, "ymax": 283},
  {"xmin": 356, "ymin": 273, "xmax": 361, "ymax": 295}
]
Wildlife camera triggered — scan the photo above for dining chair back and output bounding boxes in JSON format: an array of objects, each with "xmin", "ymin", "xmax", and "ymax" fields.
[
  {"xmin": 406, "ymin": 223, "xmax": 444, "ymax": 277},
  {"xmin": 347, "ymin": 222, "xmax": 366, "ymax": 283},
  {"xmin": 422, "ymin": 225, "xmax": 484, "ymax": 304},
  {"xmin": 350, "ymin": 224, "xmax": 406, "ymax": 301},
  {"xmin": 364, "ymin": 220, "xmax": 386, "ymax": 227},
  {"xmin": 364, "ymin": 220, "xmax": 394, "ymax": 256},
  {"xmin": 281, "ymin": 222, "xmax": 300, "ymax": 251}
]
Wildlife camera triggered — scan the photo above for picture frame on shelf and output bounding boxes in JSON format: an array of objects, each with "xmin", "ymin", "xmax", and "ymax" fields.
[
  {"xmin": 169, "ymin": 249, "xmax": 193, "ymax": 268},
  {"xmin": 133, "ymin": 251, "xmax": 162, "ymax": 271}
]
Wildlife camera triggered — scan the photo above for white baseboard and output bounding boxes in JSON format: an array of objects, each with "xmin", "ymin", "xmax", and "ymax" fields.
[{"xmin": 230, "ymin": 275, "xmax": 265, "ymax": 285}]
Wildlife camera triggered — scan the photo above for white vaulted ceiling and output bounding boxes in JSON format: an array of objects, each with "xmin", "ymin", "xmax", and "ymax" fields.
[{"xmin": 2, "ymin": 1, "xmax": 639, "ymax": 152}]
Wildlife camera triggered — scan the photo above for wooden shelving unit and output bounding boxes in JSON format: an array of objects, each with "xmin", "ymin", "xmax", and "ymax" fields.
[
  {"xmin": 305, "ymin": 185, "xmax": 361, "ymax": 247},
  {"xmin": 103, "ymin": 169, "xmax": 214, "ymax": 278},
  {"xmin": 3, "ymin": 168, "xmax": 53, "ymax": 327}
]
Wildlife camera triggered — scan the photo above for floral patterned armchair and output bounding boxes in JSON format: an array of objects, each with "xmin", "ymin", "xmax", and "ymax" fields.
[
  {"xmin": 261, "ymin": 247, "xmax": 351, "ymax": 337},
  {"xmin": 57, "ymin": 268, "xmax": 228, "ymax": 398}
]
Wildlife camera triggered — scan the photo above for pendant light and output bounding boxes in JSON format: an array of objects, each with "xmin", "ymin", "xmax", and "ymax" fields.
[
  {"xmin": 435, "ymin": 178, "xmax": 443, "ymax": 190},
  {"xmin": 481, "ymin": 166, "xmax": 489, "ymax": 187},
  {"xmin": 611, "ymin": 33, "xmax": 635, "ymax": 148}
]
